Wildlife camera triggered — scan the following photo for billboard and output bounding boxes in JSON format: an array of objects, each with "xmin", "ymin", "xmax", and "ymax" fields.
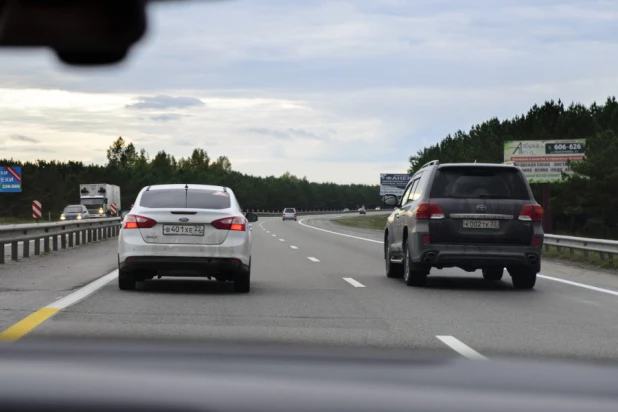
[
  {"xmin": 380, "ymin": 173, "xmax": 412, "ymax": 196},
  {"xmin": 503, "ymin": 139, "xmax": 585, "ymax": 183},
  {"xmin": 0, "ymin": 166, "xmax": 22, "ymax": 193}
]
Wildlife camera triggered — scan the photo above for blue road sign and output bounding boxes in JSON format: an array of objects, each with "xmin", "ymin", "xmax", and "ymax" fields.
[{"xmin": 0, "ymin": 166, "xmax": 22, "ymax": 193}]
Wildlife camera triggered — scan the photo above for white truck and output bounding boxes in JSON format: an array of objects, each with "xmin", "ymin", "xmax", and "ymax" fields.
[{"xmin": 79, "ymin": 183, "xmax": 121, "ymax": 217}]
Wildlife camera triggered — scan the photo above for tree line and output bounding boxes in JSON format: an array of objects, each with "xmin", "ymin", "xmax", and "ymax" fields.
[
  {"xmin": 1, "ymin": 137, "xmax": 380, "ymax": 219},
  {"xmin": 409, "ymin": 97, "xmax": 618, "ymax": 238}
]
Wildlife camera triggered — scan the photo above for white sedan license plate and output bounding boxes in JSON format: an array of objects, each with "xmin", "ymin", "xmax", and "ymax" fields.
[
  {"xmin": 463, "ymin": 220, "xmax": 499, "ymax": 229},
  {"xmin": 163, "ymin": 225, "xmax": 205, "ymax": 236}
]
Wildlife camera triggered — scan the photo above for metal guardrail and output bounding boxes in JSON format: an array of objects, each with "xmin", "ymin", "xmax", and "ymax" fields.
[
  {"xmin": 544, "ymin": 234, "xmax": 618, "ymax": 261},
  {"xmin": 0, "ymin": 218, "xmax": 122, "ymax": 264}
]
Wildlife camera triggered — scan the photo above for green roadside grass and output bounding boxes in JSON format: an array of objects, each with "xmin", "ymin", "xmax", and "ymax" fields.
[
  {"xmin": 0, "ymin": 217, "xmax": 39, "ymax": 225},
  {"xmin": 335, "ymin": 214, "xmax": 388, "ymax": 231},
  {"xmin": 335, "ymin": 215, "xmax": 618, "ymax": 272}
]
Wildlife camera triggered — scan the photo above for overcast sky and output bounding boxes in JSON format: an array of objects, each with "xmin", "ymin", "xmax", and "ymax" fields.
[{"xmin": 1, "ymin": 0, "xmax": 618, "ymax": 184}]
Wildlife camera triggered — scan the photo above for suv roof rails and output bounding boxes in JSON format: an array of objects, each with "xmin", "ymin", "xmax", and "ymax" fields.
[{"xmin": 420, "ymin": 160, "xmax": 440, "ymax": 170}]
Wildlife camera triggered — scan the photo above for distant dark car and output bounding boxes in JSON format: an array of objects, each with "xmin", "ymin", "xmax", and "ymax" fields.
[
  {"xmin": 359, "ymin": 207, "xmax": 366, "ymax": 214},
  {"xmin": 60, "ymin": 205, "xmax": 90, "ymax": 221},
  {"xmin": 383, "ymin": 160, "xmax": 543, "ymax": 289}
]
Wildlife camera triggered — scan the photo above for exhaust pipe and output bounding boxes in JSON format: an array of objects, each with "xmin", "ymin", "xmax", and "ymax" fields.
[
  {"xmin": 526, "ymin": 254, "xmax": 538, "ymax": 265},
  {"xmin": 423, "ymin": 252, "xmax": 437, "ymax": 264}
]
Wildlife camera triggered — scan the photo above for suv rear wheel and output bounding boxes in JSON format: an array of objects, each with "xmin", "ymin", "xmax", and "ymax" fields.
[
  {"xmin": 508, "ymin": 266, "xmax": 537, "ymax": 289},
  {"xmin": 385, "ymin": 238, "xmax": 403, "ymax": 279},
  {"xmin": 403, "ymin": 240, "xmax": 428, "ymax": 287},
  {"xmin": 482, "ymin": 267, "xmax": 504, "ymax": 281}
]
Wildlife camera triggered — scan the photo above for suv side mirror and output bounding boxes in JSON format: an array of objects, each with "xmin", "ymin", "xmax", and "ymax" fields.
[
  {"xmin": 245, "ymin": 212, "xmax": 258, "ymax": 223},
  {"xmin": 383, "ymin": 195, "xmax": 398, "ymax": 207}
]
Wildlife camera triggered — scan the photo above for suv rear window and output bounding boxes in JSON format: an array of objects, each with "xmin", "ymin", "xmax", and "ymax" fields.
[
  {"xmin": 284, "ymin": 208, "xmax": 295, "ymax": 213},
  {"xmin": 430, "ymin": 167, "xmax": 530, "ymax": 200},
  {"xmin": 140, "ymin": 189, "xmax": 231, "ymax": 209}
]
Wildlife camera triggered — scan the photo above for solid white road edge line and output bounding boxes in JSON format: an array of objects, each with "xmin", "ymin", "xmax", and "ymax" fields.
[
  {"xmin": 297, "ymin": 218, "xmax": 383, "ymax": 244},
  {"xmin": 343, "ymin": 278, "xmax": 366, "ymax": 288},
  {"xmin": 47, "ymin": 270, "xmax": 118, "ymax": 309},
  {"xmin": 299, "ymin": 217, "xmax": 618, "ymax": 299},
  {"xmin": 538, "ymin": 274, "xmax": 618, "ymax": 297},
  {"xmin": 436, "ymin": 336, "xmax": 488, "ymax": 360},
  {"xmin": 307, "ymin": 257, "xmax": 320, "ymax": 262}
]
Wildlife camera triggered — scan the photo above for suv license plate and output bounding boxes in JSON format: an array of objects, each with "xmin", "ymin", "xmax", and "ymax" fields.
[
  {"xmin": 163, "ymin": 225, "xmax": 205, "ymax": 236},
  {"xmin": 463, "ymin": 220, "xmax": 499, "ymax": 229}
]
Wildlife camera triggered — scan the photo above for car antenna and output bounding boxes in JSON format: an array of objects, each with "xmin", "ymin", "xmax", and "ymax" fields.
[{"xmin": 185, "ymin": 184, "xmax": 189, "ymax": 208}]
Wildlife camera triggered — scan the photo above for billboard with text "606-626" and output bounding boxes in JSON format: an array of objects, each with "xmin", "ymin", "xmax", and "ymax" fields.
[
  {"xmin": 380, "ymin": 173, "xmax": 412, "ymax": 196},
  {"xmin": 0, "ymin": 166, "xmax": 22, "ymax": 193}
]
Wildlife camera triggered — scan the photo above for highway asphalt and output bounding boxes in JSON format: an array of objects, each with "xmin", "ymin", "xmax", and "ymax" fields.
[{"xmin": 2, "ymin": 214, "xmax": 618, "ymax": 362}]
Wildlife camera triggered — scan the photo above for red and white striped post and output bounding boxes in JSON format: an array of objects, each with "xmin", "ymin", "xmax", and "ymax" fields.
[
  {"xmin": 32, "ymin": 200, "xmax": 42, "ymax": 220},
  {"xmin": 110, "ymin": 203, "xmax": 117, "ymax": 216}
]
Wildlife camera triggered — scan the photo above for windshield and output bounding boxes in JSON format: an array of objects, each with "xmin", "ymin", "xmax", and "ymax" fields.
[{"xmin": 1, "ymin": 0, "xmax": 617, "ymax": 389}]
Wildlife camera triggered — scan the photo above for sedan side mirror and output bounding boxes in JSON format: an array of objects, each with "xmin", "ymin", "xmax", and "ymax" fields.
[
  {"xmin": 383, "ymin": 195, "xmax": 398, "ymax": 207},
  {"xmin": 245, "ymin": 212, "xmax": 258, "ymax": 223}
]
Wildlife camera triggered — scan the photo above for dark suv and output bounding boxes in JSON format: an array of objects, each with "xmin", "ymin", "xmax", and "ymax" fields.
[{"xmin": 383, "ymin": 161, "xmax": 543, "ymax": 289}]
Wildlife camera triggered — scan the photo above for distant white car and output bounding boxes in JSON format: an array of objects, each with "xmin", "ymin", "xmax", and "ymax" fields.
[
  {"xmin": 282, "ymin": 208, "xmax": 297, "ymax": 221},
  {"xmin": 343, "ymin": 208, "xmax": 350, "ymax": 212},
  {"xmin": 375, "ymin": 207, "xmax": 381, "ymax": 211},
  {"xmin": 117, "ymin": 184, "xmax": 258, "ymax": 293}
]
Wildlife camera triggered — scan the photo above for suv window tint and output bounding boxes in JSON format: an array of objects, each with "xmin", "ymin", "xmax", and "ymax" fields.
[
  {"xmin": 140, "ymin": 189, "xmax": 232, "ymax": 209},
  {"xmin": 284, "ymin": 208, "xmax": 295, "ymax": 213},
  {"xmin": 430, "ymin": 167, "xmax": 530, "ymax": 200},
  {"xmin": 411, "ymin": 172, "xmax": 428, "ymax": 201},
  {"xmin": 402, "ymin": 179, "xmax": 419, "ymax": 205}
]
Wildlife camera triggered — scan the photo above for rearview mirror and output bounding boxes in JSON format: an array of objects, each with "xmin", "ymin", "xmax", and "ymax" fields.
[
  {"xmin": 383, "ymin": 195, "xmax": 398, "ymax": 207},
  {"xmin": 245, "ymin": 212, "xmax": 258, "ymax": 223}
]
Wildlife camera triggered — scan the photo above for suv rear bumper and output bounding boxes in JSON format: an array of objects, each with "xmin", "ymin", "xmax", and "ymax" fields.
[{"xmin": 411, "ymin": 235, "xmax": 541, "ymax": 269}]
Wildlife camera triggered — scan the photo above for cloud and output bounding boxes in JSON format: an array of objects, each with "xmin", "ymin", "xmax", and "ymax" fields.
[
  {"xmin": 150, "ymin": 114, "xmax": 183, "ymax": 122},
  {"xmin": 10, "ymin": 134, "xmax": 39, "ymax": 143},
  {"xmin": 246, "ymin": 127, "xmax": 326, "ymax": 141},
  {"xmin": 126, "ymin": 95, "xmax": 204, "ymax": 110}
]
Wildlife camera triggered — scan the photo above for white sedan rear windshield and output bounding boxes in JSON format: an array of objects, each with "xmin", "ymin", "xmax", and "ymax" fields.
[
  {"xmin": 284, "ymin": 208, "xmax": 295, "ymax": 213},
  {"xmin": 140, "ymin": 189, "xmax": 231, "ymax": 209}
]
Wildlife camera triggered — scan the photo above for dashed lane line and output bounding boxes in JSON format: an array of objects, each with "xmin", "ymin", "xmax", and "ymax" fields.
[
  {"xmin": 436, "ymin": 335, "xmax": 487, "ymax": 360},
  {"xmin": 290, "ymin": 246, "xmax": 298, "ymax": 250},
  {"xmin": 343, "ymin": 278, "xmax": 366, "ymax": 288},
  {"xmin": 307, "ymin": 257, "xmax": 320, "ymax": 262}
]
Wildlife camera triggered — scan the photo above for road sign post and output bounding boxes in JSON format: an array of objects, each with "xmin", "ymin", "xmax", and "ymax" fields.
[{"xmin": 32, "ymin": 200, "xmax": 42, "ymax": 221}]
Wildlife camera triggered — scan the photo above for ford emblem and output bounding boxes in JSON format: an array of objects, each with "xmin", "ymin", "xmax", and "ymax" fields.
[
  {"xmin": 179, "ymin": 217, "xmax": 189, "ymax": 222},
  {"xmin": 476, "ymin": 204, "xmax": 487, "ymax": 212}
]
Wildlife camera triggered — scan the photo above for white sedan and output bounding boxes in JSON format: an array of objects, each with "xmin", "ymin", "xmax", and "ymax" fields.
[{"xmin": 117, "ymin": 184, "xmax": 258, "ymax": 293}]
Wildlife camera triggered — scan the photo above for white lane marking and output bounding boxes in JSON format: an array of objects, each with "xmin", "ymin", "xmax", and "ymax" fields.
[
  {"xmin": 436, "ymin": 336, "xmax": 487, "ymax": 360},
  {"xmin": 266, "ymin": 231, "xmax": 271, "ymax": 233},
  {"xmin": 272, "ymin": 234, "xmax": 277, "ymax": 237},
  {"xmin": 279, "ymin": 239, "xmax": 285, "ymax": 242},
  {"xmin": 300, "ymin": 218, "xmax": 618, "ymax": 300},
  {"xmin": 47, "ymin": 270, "xmax": 118, "ymax": 309},
  {"xmin": 307, "ymin": 257, "xmax": 320, "ymax": 262},
  {"xmin": 290, "ymin": 246, "xmax": 298, "ymax": 250},
  {"xmin": 298, "ymin": 218, "xmax": 383, "ymax": 244},
  {"xmin": 538, "ymin": 274, "xmax": 618, "ymax": 297},
  {"xmin": 343, "ymin": 278, "xmax": 366, "ymax": 288}
]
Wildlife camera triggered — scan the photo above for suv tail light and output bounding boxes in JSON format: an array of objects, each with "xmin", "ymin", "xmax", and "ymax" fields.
[
  {"xmin": 416, "ymin": 202, "xmax": 445, "ymax": 220},
  {"xmin": 212, "ymin": 216, "xmax": 247, "ymax": 231},
  {"xmin": 519, "ymin": 204, "xmax": 543, "ymax": 222},
  {"xmin": 124, "ymin": 214, "xmax": 157, "ymax": 229}
]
